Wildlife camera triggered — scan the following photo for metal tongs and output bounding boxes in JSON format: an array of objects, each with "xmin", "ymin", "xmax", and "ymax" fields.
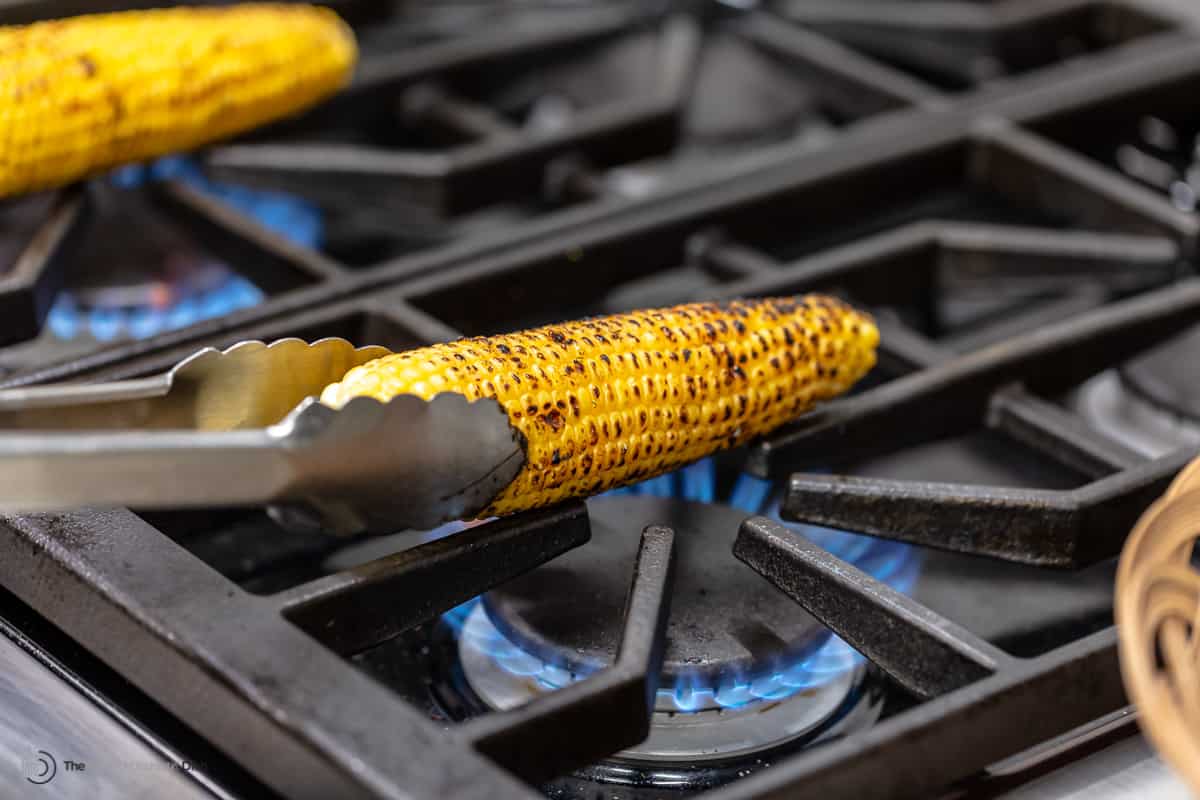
[{"xmin": 0, "ymin": 339, "xmax": 526, "ymax": 534}]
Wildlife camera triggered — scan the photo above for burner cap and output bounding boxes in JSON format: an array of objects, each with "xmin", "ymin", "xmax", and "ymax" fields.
[
  {"xmin": 482, "ymin": 494, "xmax": 827, "ymax": 686},
  {"xmin": 1120, "ymin": 325, "xmax": 1200, "ymax": 421},
  {"xmin": 685, "ymin": 33, "xmax": 822, "ymax": 146}
]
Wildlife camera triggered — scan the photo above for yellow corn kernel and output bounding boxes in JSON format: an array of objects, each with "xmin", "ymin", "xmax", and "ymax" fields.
[
  {"xmin": 0, "ymin": 4, "xmax": 356, "ymax": 198},
  {"xmin": 321, "ymin": 296, "xmax": 879, "ymax": 518}
]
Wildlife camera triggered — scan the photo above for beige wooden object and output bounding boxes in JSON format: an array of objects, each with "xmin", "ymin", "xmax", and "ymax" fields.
[{"xmin": 1116, "ymin": 455, "xmax": 1200, "ymax": 795}]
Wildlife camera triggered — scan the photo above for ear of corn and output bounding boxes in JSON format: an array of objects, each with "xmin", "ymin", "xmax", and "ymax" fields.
[
  {"xmin": 321, "ymin": 296, "xmax": 879, "ymax": 519},
  {"xmin": 0, "ymin": 3, "xmax": 356, "ymax": 198}
]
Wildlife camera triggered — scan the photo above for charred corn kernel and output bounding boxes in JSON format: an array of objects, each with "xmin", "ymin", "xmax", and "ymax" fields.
[
  {"xmin": 0, "ymin": 4, "xmax": 356, "ymax": 198},
  {"xmin": 321, "ymin": 296, "xmax": 878, "ymax": 518}
]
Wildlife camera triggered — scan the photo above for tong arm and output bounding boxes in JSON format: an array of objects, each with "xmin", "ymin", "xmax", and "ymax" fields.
[
  {"xmin": 0, "ymin": 391, "xmax": 527, "ymax": 535},
  {"xmin": 0, "ymin": 375, "xmax": 177, "ymax": 430},
  {"xmin": 0, "ymin": 429, "xmax": 292, "ymax": 512}
]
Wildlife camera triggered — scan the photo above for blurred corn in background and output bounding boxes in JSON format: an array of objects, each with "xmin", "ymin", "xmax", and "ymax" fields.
[{"xmin": 0, "ymin": 3, "xmax": 356, "ymax": 198}]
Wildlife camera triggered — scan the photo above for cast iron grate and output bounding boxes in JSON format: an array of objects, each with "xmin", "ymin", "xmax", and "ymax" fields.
[
  {"xmin": 0, "ymin": 0, "xmax": 947, "ymax": 357},
  {"xmin": 0, "ymin": 2, "xmax": 1199, "ymax": 800},
  {"xmin": 774, "ymin": 0, "xmax": 1174, "ymax": 92},
  {"xmin": 203, "ymin": 3, "xmax": 943, "ymax": 242},
  {"xmin": 0, "ymin": 0, "xmax": 1190, "ymax": 365}
]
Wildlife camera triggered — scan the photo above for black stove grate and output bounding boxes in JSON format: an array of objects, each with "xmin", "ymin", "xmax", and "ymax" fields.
[
  {"xmin": 726, "ymin": 516, "xmax": 1124, "ymax": 800},
  {"xmin": 1, "ymin": 2, "xmax": 1199, "ymax": 799}
]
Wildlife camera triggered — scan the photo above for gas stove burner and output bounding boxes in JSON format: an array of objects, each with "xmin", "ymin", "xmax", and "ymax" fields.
[
  {"xmin": 1070, "ymin": 327, "xmax": 1200, "ymax": 458},
  {"xmin": 1120, "ymin": 326, "xmax": 1200, "ymax": 424},
  {"xmin": 41, "ymin": 156, "xmax": 322, "ymax": 343},
  {"xmin": 481, "ymin": 495, "xmax": 832, "ymax": 700},
  {"xmin": 592, "ymin": 25, "xmax": 840, "ymax": 199},
  {"xmin": 112, "ymin": 156, "xmax": 323, "ymax": 250},
  {"xmin": 460, "ymin": 596, "xmax": 865, "ymax": 763},
  {"xmin": 46, "ymin": 260, "xmax": 262, "ymax": 343},
  {"xmin": 445, "ymin": 459, "xmax": 919, "ymax": 761},
  {"xmin": 684, "ymin": 32, "xmax": 829, "ymax": 148},
  {"xmin": 1108, "ymin": 115, "xmax": 1200, "ymax": 213}
]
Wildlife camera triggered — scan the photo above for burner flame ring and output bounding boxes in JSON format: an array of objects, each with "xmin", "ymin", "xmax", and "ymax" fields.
[{"xmin": 441, "ymin": 457, "xmax": 921, "ymax": 767}]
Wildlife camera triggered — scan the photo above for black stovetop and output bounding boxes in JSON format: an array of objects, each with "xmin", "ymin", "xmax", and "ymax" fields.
[{"xmin": 1, "ymin": 2, "xmax": 1200, "ymax": 799}]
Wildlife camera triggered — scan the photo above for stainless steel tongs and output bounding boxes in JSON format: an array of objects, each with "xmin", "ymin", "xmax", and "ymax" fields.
[{"xmin": 0, "ymin": 338, "xmax": 526, "ymax": 534}]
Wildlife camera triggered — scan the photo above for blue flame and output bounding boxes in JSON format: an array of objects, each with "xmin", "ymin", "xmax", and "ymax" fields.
[
  {"xmin": 447, "ymin": 595, "xmax": 876, "ymax": 711},
  {"xmin": 46, "ymin": 272, "xmax": 263, "ymax": 342},
  {"xmin": 110, "ymin": 156, "xmax": 323, "ymax": 249},
  {"xmin": 729, "ymin": 472, "xmax": 773, "ymax": 514},
  {"xmin": 680, "ymin": 459, "xmax": 716, "ymax": 503},
  {"xmin": 47, "ymin": 156, "xmax": 322, "ymax": 342},
  {"xmin": 446, "ymin": 457, "xmax": 922, "ymax": 713}
]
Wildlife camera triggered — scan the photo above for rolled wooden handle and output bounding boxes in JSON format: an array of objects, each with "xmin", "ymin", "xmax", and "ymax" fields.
[{"xmin": 1116, "ymin": 453, "xmax": 1200, "ymax": 794}]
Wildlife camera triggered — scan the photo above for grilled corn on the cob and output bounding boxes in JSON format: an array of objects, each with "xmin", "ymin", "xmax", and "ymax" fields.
[
  {"xmin": 0, "ymin": 4, "xmax": 356, "ymax": 198},
  {"xmin": 321, "ymin": 296, "xmax": 878, "ymax": 518}
]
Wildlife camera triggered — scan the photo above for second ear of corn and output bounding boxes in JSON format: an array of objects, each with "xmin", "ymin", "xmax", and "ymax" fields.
[
  {"xmin": 0, "ymin": 3, "xmax": 356, "ymax": 198},
  {"xmin": 321, "ymin": 296, "xmax": 879, "ymax": 518}
]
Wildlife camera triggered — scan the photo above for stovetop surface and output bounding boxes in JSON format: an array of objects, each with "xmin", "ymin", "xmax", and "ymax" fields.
[{"xmin": 2, "ymin": 1, "xmax": 1200, "ymax": 799}]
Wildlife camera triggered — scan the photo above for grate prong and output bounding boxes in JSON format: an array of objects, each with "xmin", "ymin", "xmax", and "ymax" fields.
[
  {"xmin": 734, "ymin": 515, "xmax": 1008, "ymax": 698},
  {"xmin": 277, "ymin": 502, "xmax": 591, "ymax": 655},
  {"xmin": 780, "ymin": 448, "xmax": 1194, "ymax": 567},
  {"xmin": 462, "ymin": 525, "xmax": 675, "ymax": 784}
]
